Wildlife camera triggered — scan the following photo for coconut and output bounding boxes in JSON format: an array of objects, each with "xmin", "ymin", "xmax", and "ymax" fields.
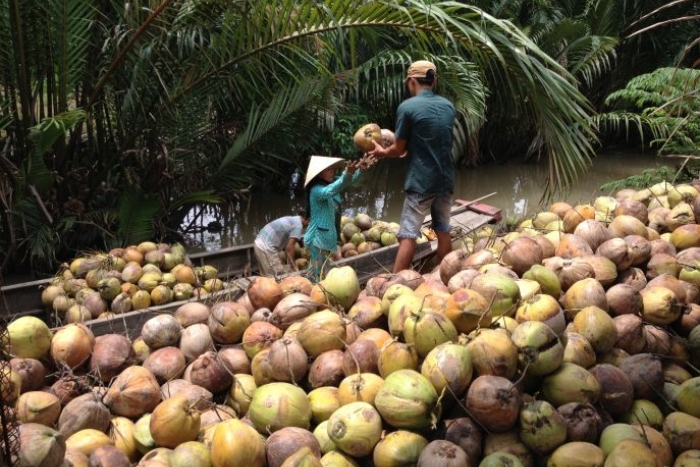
[
  {"xmin": 646, "ymin": 253, "xmax": 681, "ymax": 279},
  {"xmin": 645, "ymin": 324, "xmax": 672, "ymax": 355},
  {"xmin": 650, "ymin": 239, "xmax": 676, "ymax": 256},
  {"xmin": 557, "ymin": 402, "xmax": 603, "ymax": 443},
  {"xmin": 677, "ymin": 377, "xmax": 700, "ymax": 418},
  {"xmin": 519, "ymin": 400, "xmax": 568, "ymax": 455},
  {"xmin": 416, "ymin": 439, "xmax": 469, "ymax": 467},
  {"xmin": 185, "ymin": 350, "xmax": 233, "ymax": 394},
  {"xmin": 227, "ymin": 374, "xmax": 256, "ymax": 415},
  {"xmin": 88, "ymin": 334, "xmax": 136, "ymax": 383},
  {"xmin": 307, "ymin": 387, "xmax": 340, "ymax": 425},
  {"xmin": 161, "ymin": 379, "xmax": 213, "ymax": 412},
  {"xmin": 251, "ymin": 349, "xmax": 274, "ymax": 386},
  {"xmin": 373, "ymin": 430, "xmax": 429, "ymax": 467},
  {"xmin": 442, "ymin": 288, "xmax": 491, "ymax": 335},
  {"xmin": 436, "ymin": 418, "xmax": 483, "ymax": 467},
  {"xmin": 588, "ymin": 364, "xmax": 634, "ymax": 415},
  {"xmin": 140, "ymin": 314, "xmax": 182, "ymax": 350},
  {"xmin": 365, "ymin": 274, "xmax": 405, "ymax": 298},
  {"xmin": 465, "ymin": 375, "xmax": 520, "ymax": 432},
  {"xmin": 308, "ymin": 349, "xmax": 345, "ymax": 388},
  {"xmin": 270, "ymin": 293, "xmax": 317, "ymax": 331},
  {"xmin": 542, "ymin": 363, "xmax": 600, "ymax": 406},
  {"xmin": 337, "ymin": 372, "xmax": 384, "ymax": 407},
  {"xmin": 179, "ymin": 323, "xmax": 214, "ymax": 362},
  {"xmin": 265, "ymin": 427, "xmax": 321, "ymax": 467},
  {"xmin": 620, "ymin": 353, "xmax": 664, "ymax": 400},
  {"xmin": 562, "ymin": 332, "xmax": 597, "ymax": 369},
  {"xmin": 248, "ymin": 382, "xmax": 311, "ymax": 433},
  {"xmin": 403, "ymin": 310, "xmax": 458, "ymax": 358},
  {"xmin": 641, "ymin": 285, "xmax": 682, "ymax": 324},
  {"xmin": 522, "ymin": 264, "xmax": 562, "ymax": 298},
  {"xmin": 318, "ymin": 266, "xmax": 360, "ymax": 312},
  {"xmin": 296, "ymin": 310, "xmax": 346, "ymax": 357},
  {"xmin": 206, "ymin": 301, "xmax": 249, "ymax": 344},
  {"xmin": 247, "ymin": 276, "xmax": 284, "ymax": 310},
  {"xmin": 51, "ymin": 323, "xmax": 95, "ymax": 370},
  {"xmin": 501, "ymin": 236, "xmax": 544, "ymax": 276},
  {"xmin": 623, "ymin": 235, "xmax": 651, "ymax": 266},
  {"xmin": 342, "ymin": 339, "xmax": 379, "ymax": 376},
  {"xmin": 8, "ymin": 316, "xmax": 53, "ymax": 360},
  {"xmin": 103, "ymin": 365, "xmax": 162, "ymax": 418},
  {"xmin": 242, "ymin": 321, "xmax": 283, "ymax": 359},
  {"xmin": 613, "ymin": 314, "xmax": 647, "ymax": 355},
  {"xmin": 439, "ymin": 249, "xmax": 473, "ymax": 284},
  {"xmin": 15, "ymin": 423, "xmax": 66, "ymax": 467},
  {"xmin": 571, "ymin": 306, "xmax": 617, "ymax": 354},
  {"xmin": 265, "ymin": 336, "xmax": 308, "ymax": 384},
  {"xmin": 148, "ymin": 395, "xmax": 201, "ymax": 449},
  {"xmin": 480, "ymin": 452, "xmax": 525, "ymax": 467},
  {"xmin": 421, "ymin": 343, "xmax": 473, "ymax": 397},
  {"xmin": 174, "ymin": 302, "xmax": 211, "ymax": 327},
  {"xmin": 605, "ymin": 284, "xmax": 642, "ymax": 316},
  {"xmin": 671, "ymin": 224, "xmax": 700, "ymax": 250},
  {"xmin": 15, "ymin": 391, "xmax": 61, "ymax": 426},
  {"xmin": 511, "ymin": 321, "xmax": 564, "ymax": 375},
  {"xmin": 375, "ymin": 369, "xmax": 439, "ymax": 430},
  {"xmin": 561, "ymin": 278, "xmax": 607, "ymax": 318},
  {"xmin": 466, "ymin": 328, "xmax": 518, "ymax": 379},
  {"xmin": 620, "ymin": 399, "xmax": 664, "ymax": 428},
  {"xmin": 353, "ymin": 123, "xmax": 382, "ymax": 151},
  {"xmin": 210, "ymin": 419, "xmax": 266, "ymax": 467},
  {"xmin": 10, "ymin": 357, "xmax": 46, "ymax": 393},
  {"xmin": 143, "ymin": 346, "xmax": 187, "ymax": 383},
  {"xmin": 603, "ymin": 439, "xmax": 657, "ymax": 467},
  {"xmin": 574, "ymin": 220, "xmax": 612, "ymax": 251},
  {"xmin": 468, "ymin": 273, "xmax": 521, "ymax": 318},
  {"xmin": 617, "ymin": 267, "xmax": 647, "ymax": 291},
  {"xmin": 555, "ymin": 234, "xmax": 594, "ymax": 259},
  {"xmin": 325, "ymin": 401, "xmax": 382, "ymax": 458},
  {"xmin": 663, "ymin": 411, "xmax": 700, "ymax": 455},
  {"xmin": 632, "ymin": 425, "xmax": 674, "ymax": 467},
  {"xmin": 58, "ymin": 392, "xmax": 111, "ymax": 438},
  {"xmin": 346, "ymin": 296, "xmax": 384, "ymax": 330}
]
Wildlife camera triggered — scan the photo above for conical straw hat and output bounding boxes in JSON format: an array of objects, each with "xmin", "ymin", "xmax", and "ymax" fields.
[{"xmin": 304, "ymin": 156, "xmax": 345, "ymax": 187}]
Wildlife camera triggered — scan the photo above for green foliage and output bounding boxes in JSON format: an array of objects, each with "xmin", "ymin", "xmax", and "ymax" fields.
[
  {"xmin": 600, "ymin": 68, "xmax": 700, "ymax": 156},
  {"xmin": 599, "ymin": 165, "xmax": 681, "ymax": 191}
]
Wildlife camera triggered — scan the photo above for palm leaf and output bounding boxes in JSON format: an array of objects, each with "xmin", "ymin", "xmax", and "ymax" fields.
[{"xmin": 117, "ymin": 192, "xmax": 161, "ymax": 245}]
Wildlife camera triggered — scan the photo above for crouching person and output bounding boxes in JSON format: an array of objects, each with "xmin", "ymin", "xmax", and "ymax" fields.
[{"xmin": 254, "ymin": 212, "xmax": 309, "ymax": 277}]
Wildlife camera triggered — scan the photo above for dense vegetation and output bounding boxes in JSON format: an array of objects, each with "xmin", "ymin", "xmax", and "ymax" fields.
[{"xmin": 0, "ymin": 0, "xmax": 698, "ymax": 276}]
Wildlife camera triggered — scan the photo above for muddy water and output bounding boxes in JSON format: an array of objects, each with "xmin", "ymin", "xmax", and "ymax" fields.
[{"xmin": 183, "ymin": 149, "xmax": 663, "ymax": 251}]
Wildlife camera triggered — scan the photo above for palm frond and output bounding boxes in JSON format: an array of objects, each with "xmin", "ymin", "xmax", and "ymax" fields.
[{"xmin": 117, "ymin": 191, "xmax": 161, "ymax": 245}]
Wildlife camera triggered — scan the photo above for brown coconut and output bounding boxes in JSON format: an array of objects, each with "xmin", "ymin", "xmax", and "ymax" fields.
[
  {"xmin": 265, "ymin": 427, "xmax": 321, "ymax": 467},
  {"xmin": 606, "ymin": 284, "xmax": 643, "ymax": 316},
  {"xmin": 308, "ymin": 349, "xmax": 345, "ymax": 388},
  {"xmin": 588, "ymin": 364, "xmax": 634, "ymax": 415},
  {"xmin": 58, "ymin": 392, "xmax": 111, "ymax": 437},
  {"xmin": 184, "ymin": 351, "xmax": 233, "ymax": 394},
  {"xmin": 557, "ymin": 402, "xmax": 603, "ymax": 443},
  {"xmin": 613, "ymin": 314, "xmax": 647, "ymax": 355},
  {"xmin": 464, "ymin": 375, "xmax": 521, "ymax": 432},
  {"xmin": 437, "ymin": 418, "xmax": 483, "ymax": 467},
  {"xmin": 143, "ymin": 346, "xmax": 187, "ymax": 383},
  {"xmin": 342, "ymin": 339, "xmax": 379, "ymax": 376},
  {"xmin": 620, "ymin": 353, "xmax": 664, "ymax": 400}
]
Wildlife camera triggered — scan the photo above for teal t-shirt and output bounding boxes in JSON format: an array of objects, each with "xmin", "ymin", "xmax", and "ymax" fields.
[{"xmin": 395, "ymin": 89, "xmax": 456, "ymax": 194}]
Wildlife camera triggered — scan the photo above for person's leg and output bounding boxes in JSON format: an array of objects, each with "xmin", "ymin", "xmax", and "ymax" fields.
[
  {"xmin": 308, "ymin": 244, "xmax": 330, "ymax": 281},
  {"xmin": 253, "ymin": 242, "xmax": 273, "ymax": 276},
  {"xmin": 431, "ymin": 192, "xmax": 453, "ymax": 264},
  {"xmin": 394, "ymin": 192, "xmax": 433, "ymax": 272},
  {"xmin": 394, "ymin": 238, "xmax": 417, "ymax": 273}
]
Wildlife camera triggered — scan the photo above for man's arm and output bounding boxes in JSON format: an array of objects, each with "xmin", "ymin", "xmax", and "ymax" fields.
[
  {"xmin": 285, "ymin": 238, "xmax": 298, "ymax": 270},
  {"xmin": 369, "ymin": 139, "xmax": 407, "ymax": 159}
]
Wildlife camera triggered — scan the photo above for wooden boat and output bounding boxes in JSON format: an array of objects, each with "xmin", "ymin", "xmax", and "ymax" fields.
[{"xmin": 1, "ymin": 196, "xmax": 501, "ymax": 337}]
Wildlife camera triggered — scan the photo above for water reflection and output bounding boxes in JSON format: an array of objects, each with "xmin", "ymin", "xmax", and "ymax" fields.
[{"xmin": 182, "ymin": 150, "xmax": 661, "ymax": 251}]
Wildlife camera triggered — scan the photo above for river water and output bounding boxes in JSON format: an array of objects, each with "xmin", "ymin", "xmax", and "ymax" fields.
[{"xmin": 182, "ymin": 149, "xmax": 663, "ymax": 251}]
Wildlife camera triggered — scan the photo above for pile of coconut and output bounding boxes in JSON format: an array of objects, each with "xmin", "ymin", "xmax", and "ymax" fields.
[{"xmin": 3, "ymin": 181, "xmax": 700, "ymax": 467}]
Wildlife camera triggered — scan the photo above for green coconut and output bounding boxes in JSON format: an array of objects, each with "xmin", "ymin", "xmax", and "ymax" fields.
[
  {"xmin": 7, "ymin": 317, "xmax": 53, "ymax": 359},
  {"xmin": 469, "ymin": 273, "xmax": 521, "ymax": 318},
  {"xmin": 522, "ymin": 264, "xmax": 562, "ymax": 298},
  {"xmin": 478, "ymin": 451, "xmax": 524, "ymax": 467},
  {"xmin": 603, "ymin": 439, "xmax": 657, "ymax": 467},
  {"xmin": 598, "ymin": 423, "xmax": 646, "ymax": 456},
  {"xmin": 327, "ymin": 401, "xmax": 382, "ymax": 458},
  {"xmin": 247, "ymin": 382, "xmax": 312, "ymax": 433},
  {"xmin": 374, "ymin": 369, "xmax": 439, "ymax": 430},
  {"xmin": 372, "ymin": 430, "xmax": 429, "ymax": 467},
  {"xmin": 542, "ymin": 363, "xmax": 600, "ymax": 406},
  {"xmin": 519, "ymin": 400, "xmax": 567, "ymax": 455},
  {"xmin": 510, "ymin": 321, "xmax": 564, "ymax": 376},
  {"xmin": 403, "ymin": 311, "xmax": 458, "ymax": 358},
  {"xmin": 319, "ymin": 266, "xmax": 360, "ymax": 311},
  {"xmin": 676, "ymin": 377, "xmax": 700, "ymax": 417},
  {"xmin": 547, "ymin": 442, "xmax": 605, "ymax": 467}
]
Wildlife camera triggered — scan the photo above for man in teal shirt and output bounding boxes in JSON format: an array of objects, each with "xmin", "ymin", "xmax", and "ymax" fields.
[{"xmin": 369, "ymin": 60, "xmax": 456, "ymax": 272}]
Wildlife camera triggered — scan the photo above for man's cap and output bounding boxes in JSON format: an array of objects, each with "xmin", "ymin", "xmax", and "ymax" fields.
[
  {"xmin": 405, "ymin": 60, "xmax": 437, "ymax": 82},
  {"xmin": 304, "ymin": 156, "xmax": 345, "ymax": 187}
]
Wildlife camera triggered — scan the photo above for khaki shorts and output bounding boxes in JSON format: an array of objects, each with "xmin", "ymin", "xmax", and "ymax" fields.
[{"xmin": 254, "ymin": 239, "xmax": 291, "ymax": 278}]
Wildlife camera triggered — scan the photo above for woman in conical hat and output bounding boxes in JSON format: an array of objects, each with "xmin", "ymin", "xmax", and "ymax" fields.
[{"xmin": 303, "ymin": 155, "xmax": 364, "ymax": 279}]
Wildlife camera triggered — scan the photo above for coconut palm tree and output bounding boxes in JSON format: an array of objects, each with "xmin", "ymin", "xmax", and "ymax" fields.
[{"xmin": 1, "ymin": 0, "xmax": 598, "ymax": 274}]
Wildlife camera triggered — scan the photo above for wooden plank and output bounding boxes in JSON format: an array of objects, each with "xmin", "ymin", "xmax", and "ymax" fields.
[
  {"xmin": 2, "ymin": 278, "xmax": 52, "ymax": 316},
  {"xmin": 189, "ymin": 244, "xmax": 257, "ymax": 278}
]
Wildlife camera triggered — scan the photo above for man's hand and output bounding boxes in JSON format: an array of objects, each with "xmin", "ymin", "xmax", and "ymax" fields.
[{"xmin": 368, "ymin": 140, "xmax": 385, "ymax": 158}]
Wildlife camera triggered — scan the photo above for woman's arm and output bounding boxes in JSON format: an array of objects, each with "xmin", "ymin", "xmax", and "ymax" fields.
[{"xmin": 312, "ymin": 164, "xmax": 359, "ymax": 199}]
